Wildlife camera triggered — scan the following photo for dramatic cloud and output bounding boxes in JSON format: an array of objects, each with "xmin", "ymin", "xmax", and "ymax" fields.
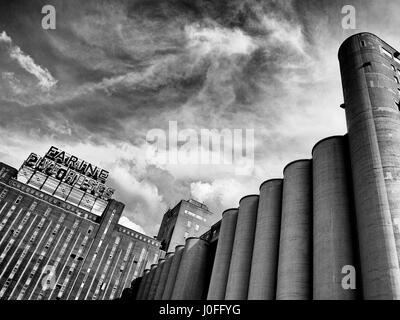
[
  {"xmin": 0, "ymin": 31, "xmax": 57, "ymax": 89},
  {"xmin": 185, "ymin": 24, "xmax": 257, "ymax": 56},
  {"xmin": 0, "ymin": 31, "xmax": 11, "ymax": 42},
  {"xmin": 118, "ymin": 216, "xmax": 147, "ymax": 235},
  {"xmin": 0, "ymin": 0, "xmax": 399, "ymax": 234}
]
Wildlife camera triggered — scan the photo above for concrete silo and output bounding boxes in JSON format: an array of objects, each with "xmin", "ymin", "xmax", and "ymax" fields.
[
  {"xmin": 135, "ymin": 269, "xmax": 149, "ymax": 300},
  {"xmin": 171, "ymin": 237, "xmax": 209, "ymax": 300},
  {"xmin": 161, "ymin": 245, "xmax": 185, "ymax": 300},
  {"xmin": 339, "ymin": 33, "xmax": 400, "ymax": 299},
  {"xmin": 148, "ymin": 259, "xmax": 165, "ymax": 300},
  {"xmin": 130, "ymin": 277, "xmax": 142, "ymax": 300},
  {"xmin": 207, "ymin": 208, "xmax": 239, "ymax": 300},
  {"xmin": 154, "ymin": 252, "xmax": 175, "ymax": 300},
  {"xmin": 225, "ymin": 195, "xmax": 259, "ymax": 300},
  {"xmin": 248, "ymin": 179, "xmax": 283, "ymax": 300},
  {"xmin": 141, "ymin": 264, "xmax": 157, "ymax": 300},
  {"xmin": 312, "ymin": 136, "xmax": 359, "ymax": 300},
  {"xmin": 276, "ymin": 160, "xmax": 312, "ymax": 300}
]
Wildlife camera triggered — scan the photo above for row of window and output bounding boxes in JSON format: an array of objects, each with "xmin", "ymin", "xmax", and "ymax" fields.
[
  {"xmin": 8, "ymin": 180, "xmax": 98, "ymax": 222},
  {"xmin": 37, "ymin": 219, "xmax": 81, "ymax": 299},
  {"xmin": 186, "ymin": 220, "xmax": 200, "ymax": 231},
  {"xmin": 57, "ymin": 230, "xmax": 95, "ymax": 299},
  {"xmin": 17, "ymin": 214, "xmax": 65, "ymax": 299},
  {"xmin": 0, "ymin": 188, "xmax": 8, "ymax": 199},
  {"xmin": 381, "ymin": 46, "xmax": 400, "ymax": 65},
  {"xmin": 117, "ymin": 227, "xmax": 159, "ymax": 246},
  {"xmin": 184, "ymin": 209, "xmax": 206, "ymax": 222},
  {"xmin": 0, "ymin": 216, "xmax": 47, "ymax": 298},
  {"xmin": 0, "ymin": 167, "xmax": 9, "ymax": 179},
  {"xmin": 74, "ymin": 210, "xmax": 117, "ymax": 299}
]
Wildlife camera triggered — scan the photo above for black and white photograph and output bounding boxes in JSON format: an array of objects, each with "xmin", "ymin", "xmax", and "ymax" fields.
[{"xmin": 0, "ymin": 0, "xmax": 399, "ymax": 315}]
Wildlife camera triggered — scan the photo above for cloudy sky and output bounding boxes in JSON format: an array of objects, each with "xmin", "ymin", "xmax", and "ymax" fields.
[{"xmin": 1, "ymin": 0, "xmax": 400, "ymax": 236}]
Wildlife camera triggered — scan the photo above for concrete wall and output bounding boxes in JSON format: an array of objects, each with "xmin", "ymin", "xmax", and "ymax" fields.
[
  {"xmin": 207, "ymin": 209, "xmax": 238, "ymax": 300},
  {"xmin": 135, "ymin": 269, "xmax": 149, "ymax": 300},
  {"xmin": 161, "ymin": 245, "xmax": 184, "ymax": 300},
  {"xmin": 141, "ymin": 264, "xmax": 157, "ymax": 300},
  {"xmin": 248, "ymin": 179, "xmax": 283, "ymax": 300},
  {"xmin": 225, "ymin": 195, "xmax": 259, "ymax": 300},
  {"xmin": 154, "ymin": 252, "xmax": 174, "ymax": 300},
  {"xmin": 312, "ymin": 136, "xmax": 359, "ymax": 300},
  {"xmin": 147, "ymin": 259, "xmax": 165, "ymax": 300},
  {"xmin": 276, "ymin": 160, "xmax": 312, "ymax": 300},
  {"xmin": 339, "ymin": 32, "xmax": 400, "ymax": 299},
  {"xmin": 171, "ymin": 238, "xmax": 209, "ymax": 300}
]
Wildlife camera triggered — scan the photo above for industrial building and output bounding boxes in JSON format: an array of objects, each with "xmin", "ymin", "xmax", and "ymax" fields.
[
  {"xmin": 125, "ymin": 33, "xmax": 400, "ymax": 300},
  {"xmin": 0, "ymin": 146, "xmax": 162, "ymax": 300},
  {"xmin": 156, "ymin": 199, "xmax": 217, "ymax": 252}
]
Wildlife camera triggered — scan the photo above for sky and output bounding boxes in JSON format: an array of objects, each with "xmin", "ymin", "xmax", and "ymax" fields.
[{"xmin": 1, "ymin": 0, "xmax": 400, "ymax": 237}]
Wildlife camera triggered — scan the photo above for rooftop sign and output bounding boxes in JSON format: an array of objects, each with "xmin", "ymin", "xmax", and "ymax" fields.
[{"xmin": 17, "ymin": 146, "xmax": 115, "ymax": 216}]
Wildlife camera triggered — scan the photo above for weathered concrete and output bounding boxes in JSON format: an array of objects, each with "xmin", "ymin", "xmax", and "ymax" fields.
[
  {"xmin": 148, "ymin": 259, "xmax": 165, "ymax": 300},
  {"xmin": 276, "ymin": 160, "xmax": 312, "ymax": 300},
  {"xmin": 248, "ymin": 179, "xmax": 283, "ymax": 300},
  {"xmin": 161, "ymin": 245, "xmax": 185, "ymax": 300},
  {"xmin": 135, "ymin": 269, "xmax": 149, "ymax": 300},
  {"xmin": 171, "ymin": 237, "xmax": 209, "ymax": 300},
  {"xmin": 225, "ymin": 195, "xmax": 259, "ymax": 300},
  {"xmin": 312, "ymin": 136, "xmax": 359, "ymax": 300},
  {"xmin": 130, "ymin": 277, "xmax": 142, "ymax": 300},
  {"xmin": 339, "ymin": 33, "xmax": 400, "ymax": 299},
  {"xmin": 141, "ymin": 264, "xmax": 157, "ymax": 300},
  {"xmin": 207, "ymin": 208, "xmax": 239, "ymax": 300},
  {"xmin": 154, "ymin": 252, "xmax": 175, "ymax": 300}
]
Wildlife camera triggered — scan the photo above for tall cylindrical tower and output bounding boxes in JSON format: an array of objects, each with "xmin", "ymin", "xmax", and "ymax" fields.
[
  {"xmin": 154, "ymin": 252, "xmax": 174, "ymax": 300},
  {"xmin": 135, "ymin": 269, "xmax": 149, "ymax": 300},
  {"xmin": 312, "ymin": 136, "xmax": 359, "ymax": 300},
  {"xmin": 276, "ymin": 160, "xmax": 312, "ymax": 300},
  {"xmin": 148, "ymin": 259, "xmax": 165, "ymax": 300},
  {"xmin": 207, "ymin": 208, "xmax": 239, "ymax": 300},
  {"xmin": 141, "ymin": 264, "xmax": 157, "ymax": 300},
  {"xmin": 248, "ymin": 179, "xmax": 283, "ymax": 300},
  {"xmin": 171, "ymin": 237, "xmax": 209, "ymax": 300},
  {"xmin": 131, "ymin": 277, "xmax": 142, "ymax": 300},
  {"xmin": 225, "ymin": 195, "xmax": 259, "ymax": 300},
  {"xmin": 339, "ymin": 33, "xmax": 400, "ymax": 299},
  {"xmin": 161, "ymin": 245, "xmax": 184, "ymax": 300}
]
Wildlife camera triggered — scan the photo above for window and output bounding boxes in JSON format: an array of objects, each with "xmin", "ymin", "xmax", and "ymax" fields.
[
  {"xmin": 195, "ymin": 224, "xmax": 199, "ymax": 231},
  {"xmin": 360, "ymin": 40, "xmax": 366, "ymax": 47},
  {"xmin": 184, "ymin": 232, "xmax": 189, "ymax": 239},
  {"xmin": 392, "ymin": 65, "xmax": 396, "ymax": 71},
  {"xmin": 382, "ymin": 46, "xmax": 392, "ymax": 58},
  {"xmin": 0, "ymin": 189, "xmax": 7, "ymax": 199},
  {"xmin": 396, "ymin": 100, "xmax": 400, "ymax": 111},
  {"xmin": 394, "ymin": 52, "xmax": 400, "ymax": 64},
  {"xmin": 187, "ymin": 220, "xmax": 192, "ymax": 228},
  {"xmin": 395, "ymin": 76, "xmax": 399, "ymax": 84}
]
